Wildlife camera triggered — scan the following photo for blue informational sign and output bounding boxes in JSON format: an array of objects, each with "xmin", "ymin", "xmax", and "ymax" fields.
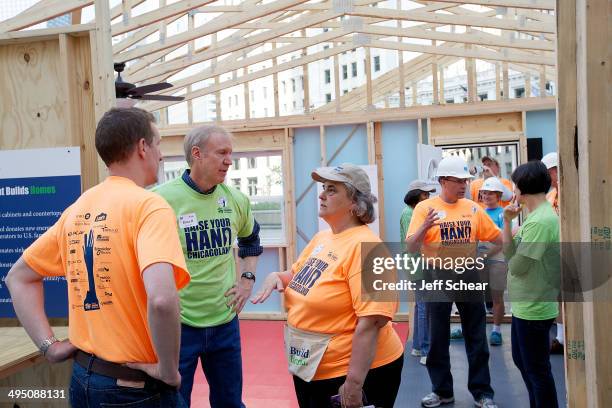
[{"xmin": 0, "ymin": 147, "xmax": 81, "ymax": 318}]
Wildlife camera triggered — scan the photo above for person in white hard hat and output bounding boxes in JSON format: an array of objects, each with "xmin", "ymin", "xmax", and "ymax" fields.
[
  {"xmin": 541, "ymin": 152, "xmax": 559, "ymax": 215},
  {"xmin": 478, "ymin": 177, "xmax": 509, "ymax": 347},
  {"xmin": 401, "ymin": 180, "xmax": 437, "ymax": 366},
  {"xmin": 406, "ymin": 156, "xmax": 502, "ymax": 408},
  {"xmin": 469, "ymin": 156, "xmax": 514, "ymax": 208},
  {"xmin": 541, "ymin": 152, "xmax": 564, "ymax": 355}
]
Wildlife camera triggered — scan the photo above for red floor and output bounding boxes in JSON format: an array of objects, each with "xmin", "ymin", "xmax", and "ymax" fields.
[{"xmin": 191, "ymin": 320, "xmax": 409, "ymax": 408}]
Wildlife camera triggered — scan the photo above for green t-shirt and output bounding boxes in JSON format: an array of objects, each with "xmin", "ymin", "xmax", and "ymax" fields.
[
  {"xmin": 399, "ymin": 206, "xmax": 413, "ymax": 243},
  {"xmin": 508, "ymin": 201, "xmax": 560, "ymax": 320},
  {"xmin": 154, "ymin": 178, "xmax": 255, "ymax": 327}
]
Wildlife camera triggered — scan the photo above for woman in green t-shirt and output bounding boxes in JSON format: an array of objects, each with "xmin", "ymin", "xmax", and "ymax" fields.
[{"xmin": 503, "ymin": 161, "xmax": 560, "ymax": 408}]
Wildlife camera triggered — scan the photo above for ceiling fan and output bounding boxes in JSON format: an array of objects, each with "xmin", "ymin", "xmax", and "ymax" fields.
[{"xmin": 114, "ymin": 62, "xmax": 184, "ymax": 102}]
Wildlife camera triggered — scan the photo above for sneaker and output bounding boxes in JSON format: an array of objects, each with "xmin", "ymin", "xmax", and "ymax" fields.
[
  {"xmin": 450, "ymin": 328, "xmax": 463, "ymax": 340},
  {"xmin": 411, "ymin": 348, "xmax": 422, "ymax": 357},
  {"xmin": 475, "ymin": 396, "xmax": 498, "ymax": 408},
  {"xmin": 421, "ymin": 392, "xmax": 454, "ymax": 407},
  {"xmin": 419, "ymin": 356, "xmax": 427, "ymax": 366},
  {"xmin": 489, "ymin": 331, "xmax": 502, "ymax": 346},
  {"xmin": 550, "ymin": 339, "xmax": 564, "ymax": 354}
]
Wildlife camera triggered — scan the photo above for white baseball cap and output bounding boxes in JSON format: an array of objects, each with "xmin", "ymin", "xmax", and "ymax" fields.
[
  {"xmin": 541, "ymin": 152, "xmax": 558, "ymax": 169},
  {"xmin": 312, "ymin": 163, "xmax": 371, "ymax": 195},
  {"xmin": 407, "ymin": 180, "xmax": 437, "ymax": 193}
]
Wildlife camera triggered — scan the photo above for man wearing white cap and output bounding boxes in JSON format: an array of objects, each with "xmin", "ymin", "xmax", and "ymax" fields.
[
  {"xmin": 541, "ymin": 152, "xmax": 559, "ymax": 215},
  {"xmin": 406, "ymin": 156, "xmax": 502, "ymax": 408}
]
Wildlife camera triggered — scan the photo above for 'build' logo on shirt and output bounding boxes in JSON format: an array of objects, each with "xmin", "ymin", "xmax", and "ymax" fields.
[{"xmin": 288, "ymin": 257, "xmax": 329, "ymax": 296}]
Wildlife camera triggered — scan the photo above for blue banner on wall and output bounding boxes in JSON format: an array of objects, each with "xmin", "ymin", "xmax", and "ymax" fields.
[{"xmin": 0, "ymin": 147, "xmax": 81, "ymax": 318}]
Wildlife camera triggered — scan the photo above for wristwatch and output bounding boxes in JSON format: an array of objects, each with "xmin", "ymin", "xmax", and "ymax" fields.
[
  {"xmin": 241, "ymin": 271, "xmax": 256, "ymax": 282},
  {"xmin": 39, "ymin": 335, "xmax": 59, "ymax": 356}
]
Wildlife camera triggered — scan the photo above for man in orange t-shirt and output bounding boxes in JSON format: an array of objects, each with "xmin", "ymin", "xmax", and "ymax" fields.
[
  {"xmin": 7, "ymin": 108, "xmax": 190, "ymax": 408},
  {"xmin": 407, "ymin": 156, "xmax": 501, "ymax": 408},
  {"xmin": 469, "ymin": 156, "xmax": 513, "ymax": 208}
]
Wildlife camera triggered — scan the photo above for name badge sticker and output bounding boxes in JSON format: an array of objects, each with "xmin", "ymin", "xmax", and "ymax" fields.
[{"xmin": 179, "ymin": 213, "xmax": 198, "ymax": 228}]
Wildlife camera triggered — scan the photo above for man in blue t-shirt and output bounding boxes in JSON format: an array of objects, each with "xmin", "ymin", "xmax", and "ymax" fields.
[{"xmin": 478, "ymin": 177, "xmax": 508, "ymax": 345}]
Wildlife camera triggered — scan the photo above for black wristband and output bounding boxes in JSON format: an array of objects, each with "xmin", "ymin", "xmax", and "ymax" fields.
[{"xmin": 241, "ymin": 271, "xmax": 256, "ymax": 282}]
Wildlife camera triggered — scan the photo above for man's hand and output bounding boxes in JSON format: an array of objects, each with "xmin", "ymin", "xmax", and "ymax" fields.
[
  {"xmin": 126, "ymin": 362, "xmax": 181, "ymax": 388},
  {"xmin": 225, "ymin": 278, "xmax": 254, "ymax": 314},
  {"xmin": 45, "ymin": 339, "xmax": 77, "ymax": 363},
  {"xmin": 339, "ymin": 379, "xmax": 364, "ymax": 408},
  {"xmin": 421, "ymin": 207, "xmax": 440, "ymax": 231}
]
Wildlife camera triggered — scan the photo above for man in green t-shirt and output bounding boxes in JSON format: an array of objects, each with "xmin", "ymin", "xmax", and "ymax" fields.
[{"xmin": 155, "ymin": 125, "xmax": 262, "ymax": 408}]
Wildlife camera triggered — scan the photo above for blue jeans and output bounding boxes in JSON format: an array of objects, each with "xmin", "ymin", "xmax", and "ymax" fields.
[
  {"xmin": 69, "ymin": 360, "xmax": 185, "ymax": 408},
  {"xmin": 411, "ymin": 285, "xmax": 430, "ymax": 355},
  {"xmin": 511, "ymin": 316, "xmax": 558, "ymax": 408},
  {"xmin": 179, "ymin": 315, "xmax": 245, "ymax": 408},
  {"xmin": 427, "ymin": 301, "xmax": 494, "ymax": 400}
]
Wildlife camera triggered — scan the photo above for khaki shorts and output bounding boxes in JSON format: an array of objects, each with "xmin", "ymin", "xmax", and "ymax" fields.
[{"xmin": 482, "ymin": 260, "xmax": 508, "ymax": 292}]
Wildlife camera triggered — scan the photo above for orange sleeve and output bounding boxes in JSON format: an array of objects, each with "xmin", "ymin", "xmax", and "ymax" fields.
[
  {"xmin": 136, "ymin": 202, "xmax": 190, "ymax": 290},
  {"xmin": 476, "ymin": 206, "xmax": 502, "ymax": 242},
  {"xmin": 406, "ymin": 203, "xmax": 427, "ymax": 239},
  {"xmin": 22, "ymin": 221, "xmax": 64, "ymax": 277},
  {"xmin": 346, "ymin": 244, "xmax": 398, "ymax": 319}
]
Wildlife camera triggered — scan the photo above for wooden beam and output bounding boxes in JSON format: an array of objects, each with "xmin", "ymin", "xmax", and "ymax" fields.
[
  {"xmin": 539, "ymin": 65, "xmax": 547, "ymax": 97},
  {"xmin": 118, "ymin": 0, "xmax": 311, "ymax": 62},
  {"xmin": 111, "ymin": 0, "xmax": 215, "ymax": 36},
  {"xmin": 365, "ymin": 47, "xmax": 373, "ymax": 109},
  {"xmin": 413, "ymin": 0, "xmax": 555, "ymax": 10},
  {"xmin": 524, "ymin": 72, "xmax": 531, "ymax": 97},
  {"xmin": 91, "ymin": 0, "xmax": 116, "ymax": 182},
  {"xmin": 0, "ymin": 0, "xmax": 92, "ymax": 33},
  {"xmin": 244, "ymin": 81, "xmax": 250, "ymax": 120},
  {"xmin": 358, "ymin": 24, "xmax": 555, "ymax": 52},
  {"xmin": 412, "ymin": 81, "xmax": 418, "ymax": 106},
  {"xmin": 128, "ymin": 10, "xmax": 344, "ymax": 82},
  {"xmin": 364, "ymin": 38, "xmax": 556, "ymax": 66},
  {"xmin": 348, "ymin": 6, "xmax": 556, "ymax": 34},
  {"xmin": 432, "ymin": 40, "xmax": 439, "ymax": 104},
  {"xmin": 319, "ymin": 125, "xmax": 326, "ymax": 166},
  {"xmin": 113, "ymin": 15, "xmax": 183, "ymax": 54},
  {"xmin": 438, "ymin": 66, "xmax": 445, "ymax": 104},
  {"xmin": 272, "ymin": 44, "xmax": 280, "ymax": 117},
  {"xmin": 575, "ymin": 0, "xmax": 611, "ymax": 404},
  {"xmin": 373, "ymin": 122, "xmax": 385, "ymax": 237},
  {"xmin": 157, "ymin": 97, "xmax": 556, "ymax": 134},
  {"xmin": 144, "ymin": 42, "xmax": 356, "ymax": 111},
  {"xmin": 502, "ymin": 62, "xmax": 509, "ymax": 99},
  {"xmin": 495, "ymin": 62, "xmax": 501, "ymax": 99},
  {"xmin": 334, "ymin": 51, "xmax": 341, "ymax": 113}
]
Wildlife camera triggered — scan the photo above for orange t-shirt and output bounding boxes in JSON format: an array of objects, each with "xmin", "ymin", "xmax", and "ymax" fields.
[
  {"xmin": 23, "ymin": 176, "xmax": 190, "ymax": 364},
  {"xmin": 284, "ymin": 225, "xmax": 403, "ymax": 380},
  {"xmin": 546, "ymin": 188, "xmax": 559, "ymax": 215},
  {"xmin": 470, "ymin": 177, "xmax": 513, "ymax": 208},
  {"xmin": 406, "ymin": 196, "xmax": 501, "ymax": 259}
]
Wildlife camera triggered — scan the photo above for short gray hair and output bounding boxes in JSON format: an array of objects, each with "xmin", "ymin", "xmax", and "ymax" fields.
[
  {"xmin": 184, "ymin": 125, "xmax": 232, "ymax": 166},
  {"xmin": 344, "ymin": 183, "xmax": 377, "ymax": 224}
]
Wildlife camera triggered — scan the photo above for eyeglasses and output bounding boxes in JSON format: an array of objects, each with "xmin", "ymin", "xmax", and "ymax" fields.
[{"xmin": 442, "ymin": 177, "xmax": 469, "ymax": 184}]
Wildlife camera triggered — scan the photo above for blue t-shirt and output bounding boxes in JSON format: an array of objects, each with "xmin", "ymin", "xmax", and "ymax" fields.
[{"xmin": 485, "ymin": 207, "xmax": 504, "ymax": 229}]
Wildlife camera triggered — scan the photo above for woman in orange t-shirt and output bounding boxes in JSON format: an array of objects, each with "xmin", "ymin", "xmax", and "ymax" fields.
[{"xmin": 252, "ymin": 163, "xmax": 404, "ymax": 408}]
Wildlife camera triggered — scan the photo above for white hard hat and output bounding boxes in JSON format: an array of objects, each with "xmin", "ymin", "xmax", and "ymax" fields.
[
  {"xmin": 436, "ymin": 156, "xmax": 474, "ymax": 179},
  {"xmin": 541, "ymin": 152, "xmax": 558, "ymax": 169},
  {"xmin": 481, "ymin": 177, "xmax": 513, "ymax": 201}
]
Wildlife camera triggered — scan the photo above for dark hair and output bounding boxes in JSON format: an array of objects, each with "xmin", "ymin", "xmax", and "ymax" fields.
[
  {"xmin": 404, "ymin": 189, "xmax": 424, "ymax": 207},
  {"xmin": 511, "ymin": 160, "xmax": 551, "ymax": 195},
  {"xmin": 95, "ymin": 107, "xmax": 156, "ymax": 166}
]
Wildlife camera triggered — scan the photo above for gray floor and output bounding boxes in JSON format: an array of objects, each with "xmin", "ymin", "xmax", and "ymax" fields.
[{"xmin": 395, "ymin": 324, "xmax": 566, "ymax": 408}]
